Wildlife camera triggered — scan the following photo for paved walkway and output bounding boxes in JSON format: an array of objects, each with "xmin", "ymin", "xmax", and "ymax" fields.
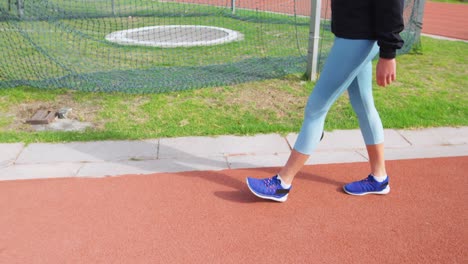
[{"xmin": 1, "ymin": 127, "xmax": 467, "ymax": 181}]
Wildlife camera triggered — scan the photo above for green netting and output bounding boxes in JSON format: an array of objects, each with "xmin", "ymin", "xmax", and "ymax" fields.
[{"xmin": 0, "ymin": 0, "xmax": 423, "ymax": 93}]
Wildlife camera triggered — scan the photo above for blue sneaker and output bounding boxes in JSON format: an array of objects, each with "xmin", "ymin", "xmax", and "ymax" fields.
[
  {"xmin": 246, "ymin": 175, "xmax": 291, "ymax": 202},
  {"xmin": 343, "ymin": 175, "xmax": 390, "ymax": 196}
]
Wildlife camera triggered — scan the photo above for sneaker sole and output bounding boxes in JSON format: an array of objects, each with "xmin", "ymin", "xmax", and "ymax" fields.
[
  {"xmin": 343, "ymin": 185, "xmax": 390, "ymax": 196},
  {"xmin": 246, "ymin": 178, "xmax": 288, "ymax": 202}
]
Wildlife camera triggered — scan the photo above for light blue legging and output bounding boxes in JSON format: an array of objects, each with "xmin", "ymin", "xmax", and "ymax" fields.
[{"xmin": 294, "ymin": 37, "xmax": 384, "ymax": 155}]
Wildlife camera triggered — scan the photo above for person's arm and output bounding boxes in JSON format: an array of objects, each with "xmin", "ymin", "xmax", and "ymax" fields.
[
  {"xmin": 375, "ymin": 0, "xmax": 405, "ymax": 59},
  {"xmin": 374, "ymin": 0, "xmax": 405, "ymax": 87}
]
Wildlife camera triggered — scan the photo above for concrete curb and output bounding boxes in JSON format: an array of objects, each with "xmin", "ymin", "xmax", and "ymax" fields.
[{"xmin": 0, "ymin": 127, "xmax": 467, "ymax": 181}]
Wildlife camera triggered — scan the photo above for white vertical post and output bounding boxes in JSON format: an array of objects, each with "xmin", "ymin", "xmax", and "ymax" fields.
[
  {"xmin": 17, "ymin": 0, "xmax": 24, "ymax": 18},
  {"xmin": 306, "ymin": 0, "xmax": 322, "ymax": 81},
  {"xmin": 232, "ymin": 0, "xmax": 236, "ymax": 14},
  {"xmin": 112, "ymin": 0, "xmax": 116, "ymax": 15}
]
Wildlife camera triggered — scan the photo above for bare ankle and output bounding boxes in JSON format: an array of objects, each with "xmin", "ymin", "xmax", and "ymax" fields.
[
  {"xmin": 277, "ymin": 173, "xmax": 294, "ymax": 185},
  {"xmin": 371, "ymin": 171, "xmax": 387, "ymax": 177}
]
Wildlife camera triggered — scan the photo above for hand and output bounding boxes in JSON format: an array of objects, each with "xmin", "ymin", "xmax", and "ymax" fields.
[{"xmin": 376, "ymin": 58, "xmax": 397, "ymax": 87}]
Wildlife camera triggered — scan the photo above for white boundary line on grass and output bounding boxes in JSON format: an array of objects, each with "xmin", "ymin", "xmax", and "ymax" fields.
[{"xmin": 105, "ymin": 25, "xmax": 244, "ymax": 48}]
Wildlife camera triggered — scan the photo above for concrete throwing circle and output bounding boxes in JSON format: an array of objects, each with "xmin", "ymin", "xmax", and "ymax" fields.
[{"xmin": 105, "ymin": 25, "xmax": 243, "ymax": 48}]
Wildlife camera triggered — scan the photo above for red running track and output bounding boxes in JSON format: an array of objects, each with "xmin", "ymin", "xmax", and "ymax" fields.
[
  {"xmin": 422, "ymin": 1, "xmax": 468, "ymax": 40},
  {"xmin": 1, "ymin": 156, "xmax": 466, "ymax": 263},
  {"xmin": 176, "ymin": 0, "xmax": 468, "ymax": 40}
]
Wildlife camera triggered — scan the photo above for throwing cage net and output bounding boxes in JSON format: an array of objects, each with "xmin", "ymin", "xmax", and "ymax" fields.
[{"xmin": 0, "ymin": 0, "xmax": 424, "ymax": 93}]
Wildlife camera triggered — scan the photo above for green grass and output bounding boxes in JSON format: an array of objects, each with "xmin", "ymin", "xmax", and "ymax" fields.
[{"xmin": 0, "ymin": 36, "xmax": 467, "ymax": 143}]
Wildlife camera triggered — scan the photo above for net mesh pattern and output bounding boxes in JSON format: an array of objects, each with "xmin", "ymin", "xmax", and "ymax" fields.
[{"xmin": 0, "ymin": 0, "xmax": 423, "ymax": 93}]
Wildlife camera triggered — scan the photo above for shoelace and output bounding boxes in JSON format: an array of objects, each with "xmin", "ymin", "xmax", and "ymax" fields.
[
  {"xmin": 360, "ymin": 177, "xmax": 371, "ymax": 183},
  {"xmin": 358, "ymin": 176, "xmax": 384, "ymax": 190},
  {"xmin": 263, "ymin": 177, "xmax": 280, "ymax": 187}
]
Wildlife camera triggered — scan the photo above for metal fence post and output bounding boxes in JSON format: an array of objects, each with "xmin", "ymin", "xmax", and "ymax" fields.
[
  {"xmin": 17, "ymin": 0, "xmax": 24, "ymax": 18},
  {"xmin": 306, "ymin": 0, "xmax": 322, "ymax": 81},
  {"xmin": 112, "ymin": 0, "xmax": 116, "ymax": 15}
]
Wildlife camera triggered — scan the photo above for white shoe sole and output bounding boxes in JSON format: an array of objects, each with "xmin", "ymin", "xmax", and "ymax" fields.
[{"xmin": 343, "ymin": 185, "xmax": 390, "ymax": 196}]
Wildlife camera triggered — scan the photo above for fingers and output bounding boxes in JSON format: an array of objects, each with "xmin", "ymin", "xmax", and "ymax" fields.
[
  {"xmin": 377, "ymin": 76, "xmax": 385, "ymax": 87},
  {"xmin": 389, "ymin": 72, "xmax": 396, "ymax": 83},
  {"xmin": 377, "ymin": 73, "xmax": 395, "ymax": 87},
  {"xmin": 386, "ymin": 73, "xmax": 395, "ymax": 86},
  {"xmin": 379, "ymin": 76, "xmax": 385, "ymax": 87},
  {"xmin": 376, "ymin": 58, "xmax": 397, "ymax": 87}
]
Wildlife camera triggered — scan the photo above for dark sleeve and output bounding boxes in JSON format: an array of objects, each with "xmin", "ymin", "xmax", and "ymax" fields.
[{"xmin": 375, "ymin": 0, "xmax": 405, "ymax": 59}]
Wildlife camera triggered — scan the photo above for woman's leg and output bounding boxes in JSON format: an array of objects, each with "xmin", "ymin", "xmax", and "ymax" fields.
[
  {"xmin": 246, "ymin": 38, "xmax": 379, "ymax": 202},
  {"xmin": 278, "ymin": 149, "xmax": 309, "ymax": 185},
  {"xmin": 366, "ymin": 144, "xmax": 386, "ymax": 177},
  {"xmin": 278, "ymin": 38, "xmax": 379, "ymax": 184},
  {"xmin": 342, "ymin": 63, "xmax": 390, "ymax": 195},
  {"xmin": 347, "ymin": 62, "xmax": 387, "ymax": 177}
]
